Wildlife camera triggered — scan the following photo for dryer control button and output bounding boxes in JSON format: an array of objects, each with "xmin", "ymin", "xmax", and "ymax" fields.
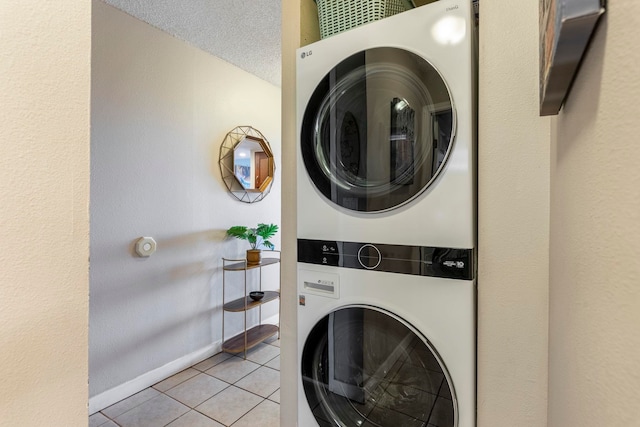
[{"xmin": 357, "ymin": 244, "xmax": 382, "ymax": 270}]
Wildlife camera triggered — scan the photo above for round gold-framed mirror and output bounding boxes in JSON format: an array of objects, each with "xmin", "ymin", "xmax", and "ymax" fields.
[{"xmin": 219, "ymin": 126, "xmax": 275, "ymax": 203}]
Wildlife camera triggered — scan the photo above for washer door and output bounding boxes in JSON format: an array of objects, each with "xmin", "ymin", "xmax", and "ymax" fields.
[
  {"xmin": 301, "ymin": 47, "xmax": 455, "ymax": 213},
  {"xmin": 301, "ymin": 306, "xmax": 456, "ymax": 426}
]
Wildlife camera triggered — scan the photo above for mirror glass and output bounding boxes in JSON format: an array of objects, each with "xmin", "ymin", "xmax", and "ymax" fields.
[
  {"xmin": 233, "ymin": 135, "xmax": 274, "ymax": 191},
  {"xmin": 219, "ymin": 126, "xmax": 275, "ymax": 203}
]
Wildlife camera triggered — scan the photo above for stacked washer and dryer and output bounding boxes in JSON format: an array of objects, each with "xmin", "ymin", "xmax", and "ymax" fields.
[{"xmin": 296, "ymin": 0, "xmax": 476, "ymax": 426}]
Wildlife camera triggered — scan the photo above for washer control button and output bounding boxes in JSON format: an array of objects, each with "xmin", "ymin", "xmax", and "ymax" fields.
[{"xmin": 357, "ymin": 244, "xmax": 382, "ymax": 270}]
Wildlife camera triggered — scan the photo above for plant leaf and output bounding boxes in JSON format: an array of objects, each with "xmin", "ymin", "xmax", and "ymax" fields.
[
  {"xmin": 256, "ymin": 223, "xmax": 278, "ymax": 240},
  {"xmin": 227, "ymin": 224, "xmax": 277, "ymax": 250},
  {"xmin": 263, "ymin": 240, "xmax": 275, "ymax": 250},
  {"xmin": 226, "ymin": 226, "xmax": 248, "ymax": 239}
]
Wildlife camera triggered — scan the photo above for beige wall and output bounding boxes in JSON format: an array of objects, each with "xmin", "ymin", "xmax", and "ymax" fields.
[
  {"xmin": 0, "ymin": 1, "xmax": 90, "ymax": 425},
  {"xmin": 280, "ymin": 1, "xmax": 319, "ymax": 424},
  {"xmin": 476, "ymin": 1, "xmax": 551, "ymax": 425},
  {"xmin": 548, "ymin": 1, "xmax": 640, "ymax": 425},
  {"xmin": 280, "ymin": 0, "xmax": 302, "ymax": 424}
]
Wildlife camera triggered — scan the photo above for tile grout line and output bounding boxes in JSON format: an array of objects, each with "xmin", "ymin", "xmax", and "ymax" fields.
[
  {"xmin": 203, "ymin": 352, "xmax": 279, "ymax": 387},
  {"xmin": 157, "ymin": 390, "xmax": 223, "ymax": 427},
  {"xmin": 96, "ymin": 391, "xmax": 158, "ymax": 427},
  {"xmin": 225, "ymin": 396, "xmax": 266, "ymax": 427},
  {"xmin": 173, "ymin": 343, "xmax": 281, "ymax": 426},
  {"xmin": 92, "ymin": 342, "xmax": 281, "ymax": 427},
  {"xmin": 209, "ymin": 344, "xmax": 281, "ymax": 426}
]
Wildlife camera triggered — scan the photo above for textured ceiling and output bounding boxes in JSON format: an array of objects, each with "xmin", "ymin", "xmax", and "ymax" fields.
[{"xmin": 101, "ymin": 0, "xmax": 282, "ymax": 87}]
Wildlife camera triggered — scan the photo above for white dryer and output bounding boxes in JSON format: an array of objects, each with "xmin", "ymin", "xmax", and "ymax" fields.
[
  {"xmin": 296, "ymin": 0, "xmax": 476, "ymax": 249},
  {"xmin": 297, "ymin": 242, "xmax": 475, "ymax": 427},
  {"xmin": 296, "ymin": 1, "xmax": 477, "ymax": 426}
]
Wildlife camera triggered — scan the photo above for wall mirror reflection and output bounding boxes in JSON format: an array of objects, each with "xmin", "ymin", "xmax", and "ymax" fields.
[{"xmin": 219, "ymin": 126, "xmax": 275, "ymax": 203}]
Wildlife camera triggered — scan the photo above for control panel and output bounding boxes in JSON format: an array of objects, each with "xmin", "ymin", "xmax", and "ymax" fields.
[{"xmin": 298, "ymin": 239, "xmax": 475, "ymax": 280}]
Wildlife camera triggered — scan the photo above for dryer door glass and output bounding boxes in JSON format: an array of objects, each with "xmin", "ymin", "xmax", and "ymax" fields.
[
  {"xmin": 301, "ymin": 306, "xmax": 456, "ymax": 426},
  {"xmin": 301, "ymin": 47, "xmax": 454, "ymax": 212}
]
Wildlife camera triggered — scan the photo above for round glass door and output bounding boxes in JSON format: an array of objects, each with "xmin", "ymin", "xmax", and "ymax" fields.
[
  {"xmin": 301, "ymin": 306, "xmax": 456, "ymax": 427},
  {"xmin": 301, "ymin": 47, "xmax": 455, "ymax": 212}
]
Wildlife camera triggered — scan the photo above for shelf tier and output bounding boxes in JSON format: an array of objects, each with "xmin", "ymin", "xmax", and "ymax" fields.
[
  {"xmin": 223, "ymin": 291, "xmax": 280, "ymax": 312},
  {"xmin": 223, "ymin": 257, "xmax": 280, "ymax": 271},
  {"xmin": 222, "ymin": 324, "xmax": 279, "ymax": 353}
]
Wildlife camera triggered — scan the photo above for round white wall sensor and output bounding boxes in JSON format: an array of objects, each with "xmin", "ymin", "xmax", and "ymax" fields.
[{"xmin": 135, "ymin": 237, "xmax": 157, "ymax": 257}]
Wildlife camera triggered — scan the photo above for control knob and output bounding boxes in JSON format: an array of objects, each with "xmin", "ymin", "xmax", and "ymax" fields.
[{"xmin": 357, "ymin": 244, "xmax": 381, "ymax": 270}]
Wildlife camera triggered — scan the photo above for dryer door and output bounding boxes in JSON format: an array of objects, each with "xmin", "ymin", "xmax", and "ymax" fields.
[
  {"xmin": 301, "ymin": 47, "xmax": 455, "ymax": 213},
  {"xmin": 301, "ymin": 306, "xmax": 456, "ymax": 427}
]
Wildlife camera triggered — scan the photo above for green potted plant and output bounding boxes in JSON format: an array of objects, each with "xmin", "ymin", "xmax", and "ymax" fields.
[{"xmin": 226, "ymin": 223, "xmax": 279, "ymax": 265}]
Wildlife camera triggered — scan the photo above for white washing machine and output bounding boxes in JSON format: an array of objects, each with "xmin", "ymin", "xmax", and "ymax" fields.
[
  {"xmin": 296, "ymin": 0, "xmax": 476, "ymax": 249},
  {"xmin": 296, "ymin": 1, "xmax": 476, "ymax": 426},
  {"xmin": 297, "ymin": 243, "xmax": 475, "ymax": 427}
]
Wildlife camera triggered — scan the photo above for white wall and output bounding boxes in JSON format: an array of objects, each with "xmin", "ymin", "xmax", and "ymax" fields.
[
  {"xmin": 0, "ymin": 1, "xmax": 90, "ymax": 425},
  {"xmin": 548, "ymin": 1, "xmax": 640, "ymax": 425},
  {"xmin": 90, "ymin": 1, "xmax": 281, "ymax": 411}
]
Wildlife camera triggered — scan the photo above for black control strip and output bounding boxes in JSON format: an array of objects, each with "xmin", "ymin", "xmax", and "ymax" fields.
[{"xmin": 298, "ymin": 239, "xmax": 475, "ymax": 280}]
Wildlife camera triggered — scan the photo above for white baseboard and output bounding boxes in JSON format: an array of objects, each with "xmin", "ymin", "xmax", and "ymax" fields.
[{"xmin": 89, "ymin": 341, "xmax": 221, "ymax": 415}]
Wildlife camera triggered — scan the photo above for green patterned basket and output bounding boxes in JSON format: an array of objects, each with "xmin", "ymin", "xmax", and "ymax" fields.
[{"xmin": 315, "ymin": 0, "xmax": 415, "ymax": 39}]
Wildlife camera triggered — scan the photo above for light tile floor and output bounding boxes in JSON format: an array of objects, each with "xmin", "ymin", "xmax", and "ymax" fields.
[{"xmin": 90, "ymin": 337, "xmax": 281, "ymax": 427}]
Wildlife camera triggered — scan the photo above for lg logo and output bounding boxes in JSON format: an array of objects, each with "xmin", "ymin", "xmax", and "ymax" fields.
[{"xmin": 300, "ymin": 50, "xmax": 312, "ymax": 59}]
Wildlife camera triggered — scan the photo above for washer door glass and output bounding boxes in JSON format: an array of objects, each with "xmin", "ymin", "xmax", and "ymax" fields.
[
  {"xmin": 301, "ymin": 47, "xmax": 454, "ymax": 212},
  {"xmin": 301, "ymin": 306, "xmax": 456, "ymax": 427}
]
